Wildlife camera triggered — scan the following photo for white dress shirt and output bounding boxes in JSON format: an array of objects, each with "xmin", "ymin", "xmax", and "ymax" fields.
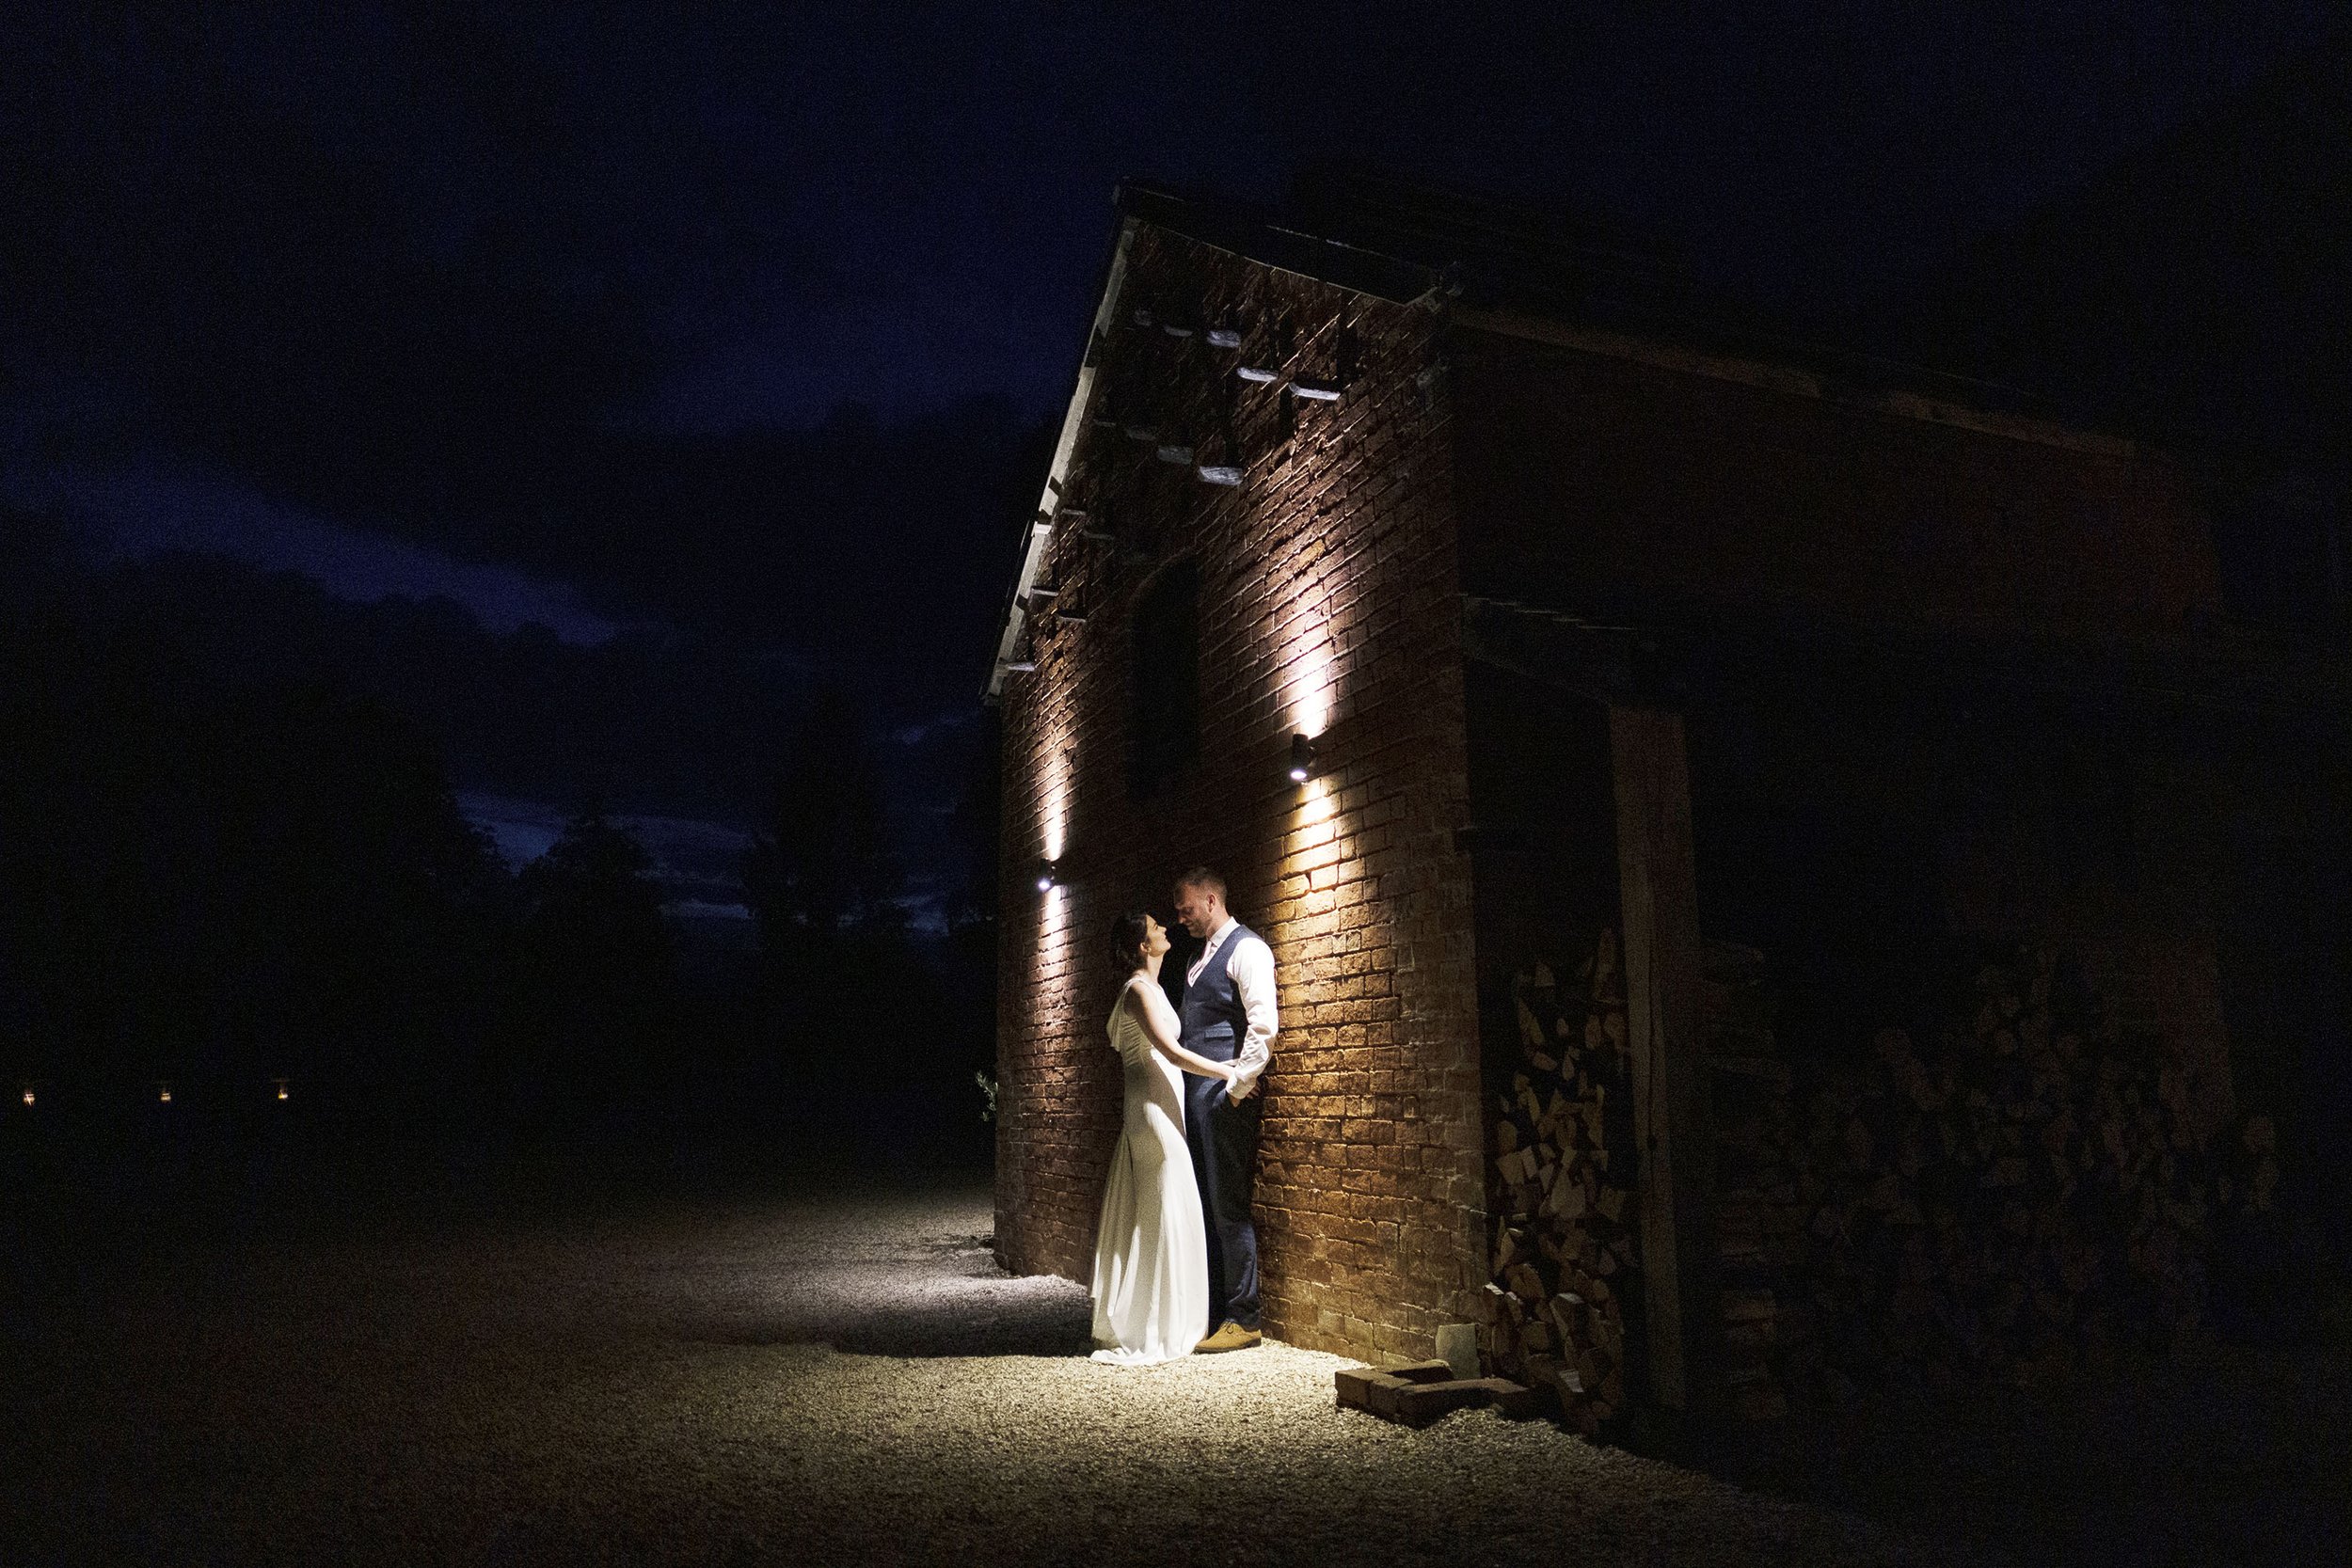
[{"xmin": 1188, "ymin": 916, "xmax": 1277, "ymax": 1099}]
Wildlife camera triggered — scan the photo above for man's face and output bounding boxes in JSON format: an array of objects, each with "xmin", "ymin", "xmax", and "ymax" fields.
[{"xmin": 1172, "ymin": 881, "xmax": 1221, "ymax": 939}]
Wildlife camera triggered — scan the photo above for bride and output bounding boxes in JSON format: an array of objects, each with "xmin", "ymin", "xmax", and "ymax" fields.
[{"xmin": 1089, "ymin": 911, "xmax": 1239, "ymax": 1364}]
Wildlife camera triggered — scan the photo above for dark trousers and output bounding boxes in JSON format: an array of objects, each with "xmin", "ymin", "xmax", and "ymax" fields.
[{"xmin": 1184, "ymin": 1064, "xmax": 1263, "ymax": 1331}]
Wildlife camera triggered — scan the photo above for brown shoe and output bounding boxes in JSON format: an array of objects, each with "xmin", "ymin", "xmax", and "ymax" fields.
[{"xmin": 1196, "ymin": 1321, "xmax": 1263, "ymax": 1354}]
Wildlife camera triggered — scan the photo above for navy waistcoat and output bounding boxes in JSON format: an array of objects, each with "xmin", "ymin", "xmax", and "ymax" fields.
[{"xmin": 1178, "ymin": 924, "xmax": 1257, "ymax": 1061}]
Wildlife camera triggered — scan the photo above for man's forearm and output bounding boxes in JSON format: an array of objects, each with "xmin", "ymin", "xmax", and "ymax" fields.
[
  {"xmin": 1228, "ymin": 936, "xmax": 1279, "ymax": 1097},
  {"xmin": 1229, "ymin": 1032, "xmax": 1273, "ymax": 1095}
]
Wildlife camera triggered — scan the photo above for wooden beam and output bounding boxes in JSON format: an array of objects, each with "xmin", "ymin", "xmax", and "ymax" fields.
[{"xmin": 1608, "ymin": 704, "xmax": 1720, "ymax": 1424}]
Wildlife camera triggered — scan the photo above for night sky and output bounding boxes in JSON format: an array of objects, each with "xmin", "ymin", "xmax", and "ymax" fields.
[{"xmin": 3, "ymin": 4, "xmax": 2340, "ymax": 924}]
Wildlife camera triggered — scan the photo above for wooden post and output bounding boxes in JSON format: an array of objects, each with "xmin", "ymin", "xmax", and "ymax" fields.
[{"xmin": 1609, "ymin": 704, "xmax": 1720, "ymax": 1430}]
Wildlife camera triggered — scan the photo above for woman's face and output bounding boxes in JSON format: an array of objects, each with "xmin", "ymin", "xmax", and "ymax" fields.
[{"xmin": 1143, "ymin": 914, "xmax": 1172, "ymax": 958}]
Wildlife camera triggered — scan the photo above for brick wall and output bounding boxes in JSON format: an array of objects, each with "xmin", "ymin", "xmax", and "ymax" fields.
[
  {"xmin": 993, "ymin": 225, "xmax": 1489, "ymax": 1360},
  {"xmin": 1448, "ymin": 325, "xmax": 2227, "ymax": 649}
]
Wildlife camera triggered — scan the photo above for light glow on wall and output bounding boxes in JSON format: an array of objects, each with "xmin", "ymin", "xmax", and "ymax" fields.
[
  {"xmin": 1042, "ymin": 741, "xmax": 1071, "ymax": 866},
  {"xmin": 1289, "ymin": 620, "xmax": 1337, "ymax": 741},
  {"xmin": 1297, "ymin": 770, "xmax": 1337, "ymax": 829},
  {"xmin": 1288, "ymin": 768, "xmax": 1343, "ymax": 923},
  {"xmin": 1036, "ymin": 736, "xmax": 1072, "ymax": 972}
]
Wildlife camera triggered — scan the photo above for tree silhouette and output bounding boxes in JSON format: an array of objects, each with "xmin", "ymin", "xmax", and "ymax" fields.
[
  {"xmin": 505, "ymin": 805, "xmax": 679, "ymax": 1136},
  {"xmin": 0, "ymin": 571, "xmax": 511, "ymax": 1126},
  {"xmin": 740, "ymin": 686, "xmax": 942, "ymax": 1117},
  {"xmin": 742, "ymin": 685, "xmax": 904, "ymax": 942}
]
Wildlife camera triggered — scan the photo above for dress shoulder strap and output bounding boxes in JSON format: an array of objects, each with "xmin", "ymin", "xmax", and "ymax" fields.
[
  {"xmin": 1114, "ymin": 974, "xmax": 1152, "ymax": 1022},
  {"xmin": 1120, "ymin": 974, "xmax": 1169, "ymax": 1024}
]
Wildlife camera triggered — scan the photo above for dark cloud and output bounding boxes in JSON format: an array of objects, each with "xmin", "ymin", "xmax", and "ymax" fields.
[{"xmin": 13, "ymin": 466, "xmax": 631, "ymax": 644}]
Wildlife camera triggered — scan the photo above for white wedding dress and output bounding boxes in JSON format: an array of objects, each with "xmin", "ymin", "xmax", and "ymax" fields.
[{"xmin": 1089, "ymin": 975, "xmax": 1210, "ymax": 1365}]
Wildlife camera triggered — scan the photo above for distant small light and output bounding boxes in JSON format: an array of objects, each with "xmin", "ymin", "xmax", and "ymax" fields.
[
  {"xmin": 1235, "ymin": 366, "xmax": 1279, "ymax": 384},
  {"xmin": 1007, "ymin": 659, "xmax": 1038, "ymax": 674},
  {"xmin": 274, "ymin": 1079, "xmax": 290, "ymax": 1102},
  {"xmin": 1036, "ymin": 860, "xmax": 1059, "ymax": 894},
  {"xmin": 158, "ymin": 1085, "xmax": 172, "ymax": 1104},
  {"xmin": 19, "ymin": 1089, "xmax": 31, "ymax": 1107},
  {"xmin": 1160, "ymin": 322, "xmax": 1195, "ymax": 339},
  {"xmin": 1197, "ymin": 465, "xmax": 1244, "ymax": 487},
  {"xmin": 1155, "ymin": 444, "xmax": 1195, "ymax": 466},
  {"xmin": 1292, "ymin": 379, "xmax": 1342, "ymax": 402},
  {"xmin": 1288, "ymin": 734, "xmax": 1319, "ymax": 784},
  {"xmin": 1207, "ymin": 328, "xmax": 1243, "ymax": 349}
]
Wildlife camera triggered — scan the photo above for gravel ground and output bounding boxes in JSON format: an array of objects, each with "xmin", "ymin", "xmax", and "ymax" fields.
[{"xmin": 0, "ymin": 1157, "xmax": 1990, "ymax": 1568}]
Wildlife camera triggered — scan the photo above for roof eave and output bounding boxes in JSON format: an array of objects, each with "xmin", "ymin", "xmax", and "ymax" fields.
[{"xmin": 983, "ymin": 215, "xmax": 1138, "ymax": 703}]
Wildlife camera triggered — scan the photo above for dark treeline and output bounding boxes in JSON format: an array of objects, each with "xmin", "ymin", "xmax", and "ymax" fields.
[
  {"xmin": 0, "ymin": 515, "xmax": 802, "ymax": 818},
  {"xmin": 0, "ymin": 512, "xmax": 998, "ymax": 1163}
]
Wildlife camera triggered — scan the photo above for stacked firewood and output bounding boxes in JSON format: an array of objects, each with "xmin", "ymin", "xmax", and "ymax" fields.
[
  {"xmin": 1703, "ymin": 941, "xmax": 1808, "ymax": 1421},
  {"xmin": 1478, "ymin": 927, "xmax": 1644, "ymax": 1434},
  {"xmin": 1483, "ymin": 934, "xmax": 2287, "ymax": 1426},
  {"xmin": 1731, "ymin": 945, "xmax": 2285, "ymax": 1400}
]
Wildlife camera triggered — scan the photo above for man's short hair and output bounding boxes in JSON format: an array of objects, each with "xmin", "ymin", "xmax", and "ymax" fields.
[{"xmin": 1174, "ymin": 865, "xmax": 1227, "ymax": 900}]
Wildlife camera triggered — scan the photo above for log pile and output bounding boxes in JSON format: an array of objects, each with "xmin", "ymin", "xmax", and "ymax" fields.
[
  {"xmin": 1711, "ymin": 944, "xmax": 2286, "ymax": 1405},
  {"xmin": 1703, "ymin": 941, "xmax": 1807, "ymax": 1421},
  {"xmin": 1477, "ymin": 927, "xmax": 1644, "ymax": 1435},
  {"xmin": 1483, "ymin": 933, "xmax": 2286, "ymax": 1427}
]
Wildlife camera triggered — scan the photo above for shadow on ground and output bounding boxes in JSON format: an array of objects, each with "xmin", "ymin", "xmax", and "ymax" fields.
[{"xmin": 672, "ymin": 1229, "xmax": 1098, "ymax": 1358}]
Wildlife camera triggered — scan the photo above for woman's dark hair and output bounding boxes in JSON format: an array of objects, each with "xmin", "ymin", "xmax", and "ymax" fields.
[{"xmin": 1108, "ymin": 911, "xmax": 1152, "ymax": 974}]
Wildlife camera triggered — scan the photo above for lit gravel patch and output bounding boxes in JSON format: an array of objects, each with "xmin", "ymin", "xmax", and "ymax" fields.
[{"xmin": 2, "ymin": 1174, "xmax": 1986, "ymax": 1566}]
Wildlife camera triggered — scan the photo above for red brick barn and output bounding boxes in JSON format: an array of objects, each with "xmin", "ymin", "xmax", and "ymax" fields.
[{"xmin": 986, "ymin": 176, "xmax": 2350, "ymax": 1426}]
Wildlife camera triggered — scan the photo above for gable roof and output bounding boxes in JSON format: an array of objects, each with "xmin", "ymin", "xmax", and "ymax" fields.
[{"xmin": 983, "ymin": 173, "xmax": 2166, "ymax": 700}]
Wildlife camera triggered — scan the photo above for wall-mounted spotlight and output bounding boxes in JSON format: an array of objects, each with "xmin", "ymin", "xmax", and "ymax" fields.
[
  {"xmin": 1288, "ymin": 734, "xmax": 1320, "ymax": 784},
  {"xmin": 1035, "ymin": 860, "xmax": 1059, "ymax": 893}
]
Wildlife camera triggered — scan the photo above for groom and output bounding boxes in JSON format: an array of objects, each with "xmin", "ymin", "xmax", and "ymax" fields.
[{"xmin": 1171, "ymin": 866, "xmax": 1277, "ymax": 1353}]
